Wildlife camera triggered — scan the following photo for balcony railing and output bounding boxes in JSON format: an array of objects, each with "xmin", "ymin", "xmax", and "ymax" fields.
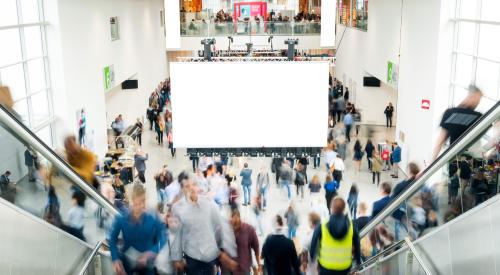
[{"xmin": 180, "ymin": 21, "xmax": 321, "ymax": 37}]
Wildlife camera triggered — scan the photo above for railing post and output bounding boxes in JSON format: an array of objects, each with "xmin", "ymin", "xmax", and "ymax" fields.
[{"xmin": 405, "ymin": 250, "xmax": 414, "ymax": 275}]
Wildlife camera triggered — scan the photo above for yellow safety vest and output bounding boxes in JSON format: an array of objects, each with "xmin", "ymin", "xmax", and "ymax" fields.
[{"xmin": 318, "ymin": 220, "xmax": 353, "ymax": 270}]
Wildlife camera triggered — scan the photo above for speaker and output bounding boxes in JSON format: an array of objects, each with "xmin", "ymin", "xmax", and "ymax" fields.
[
  {"xmin": 121, "ymin": 79, "xmax": 138, "ymax": 89},
  {"xmin": 363, "ymin": 77, "xmax": 381, "ymax": 87}
]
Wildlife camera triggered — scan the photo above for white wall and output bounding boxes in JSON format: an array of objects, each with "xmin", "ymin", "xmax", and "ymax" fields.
[
  {"xmin": 334, "ymin": 0, "xmax": 456, "ymax": 172},
  {"xmin": 45, "ymin": 0, "xmax": 167, "ymax": 158},
  {"xmin": 179, "ymin": 35, "xmax": 322, "ymax": 51},
  {"xmin": 333, "ymin": 25, "xmax": 398, "ymax": 126}
]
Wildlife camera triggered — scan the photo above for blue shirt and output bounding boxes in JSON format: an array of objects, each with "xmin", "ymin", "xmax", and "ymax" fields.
[
  {"xmin": 109, "ymin": 210, "xmax": 166, "ymax": 262},
  {"xmin": 240, "ymin": 168, "xmax": 252, "ymax": 186},
  {"xmin": 392, "ymin": 146, "xmax": 402, "ymax": 163},
  {"xmin": 343, "ymin": 113, "xmax": 353, "ymax": 126}
]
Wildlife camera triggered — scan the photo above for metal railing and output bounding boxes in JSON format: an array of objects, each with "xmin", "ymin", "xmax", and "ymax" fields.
[
  {"xmin": 180, "ymin": 21, "xmax": 321, "ymax": 37},
  {"xmin": 77, "ymin": 241, "xmax": 104, "ymax": 275}
]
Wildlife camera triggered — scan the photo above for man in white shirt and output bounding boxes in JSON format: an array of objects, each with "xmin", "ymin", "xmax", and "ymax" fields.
[{"xmin": 332, "ymin": 155, "xmax": 345, "ymax": 184}]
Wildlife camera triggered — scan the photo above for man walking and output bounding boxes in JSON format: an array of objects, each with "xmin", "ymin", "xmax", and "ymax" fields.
[
  {"xmin": 310, "ymin": 197, "xmax": 361, "ymax": 275},
  {"xmin": 240, "ymin": 163, "xmax": 252, "ymax": 206},
  {"xmin": 391, "ymin": 142, "xmax": 401, "ymax": 178},
  {"xmin": 343, "ymin": 111, "xmax": 353, "ymax": 142},
  {"xmin": 24, "ymin": 147, "xmax": 37, "ymax": 182},
  {"xmin": 384, "ymin": 102, "xmax": 394, "ymax": 127},
  {"xmin": 134, "ymin": 149, "xmax": 148, "ymax": 183},
  {"xmin": 230, "ymin": 209, "xmax": 261, "ymax": 275}
]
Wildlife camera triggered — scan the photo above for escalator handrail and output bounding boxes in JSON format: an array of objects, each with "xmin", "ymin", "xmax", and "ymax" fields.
[
  {"xmin": 360, "ymin": 101, "xmax": 500, "ymax": 238},
  {"xmin": 0, "ymin": 105, "xmax": 120, "ymax": 216}
]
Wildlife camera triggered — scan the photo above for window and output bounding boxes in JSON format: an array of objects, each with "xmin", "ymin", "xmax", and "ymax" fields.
[
  {"xmin": 337, "ymin": 0, "xmax": 368, "ymax": 31},
  {"xmin": 451, "ymin": 0, "xmax": 500, "ymax": 113},
  {"xmin": 0, "ymin": 0, "xmax": 54, "ymax": 141}
]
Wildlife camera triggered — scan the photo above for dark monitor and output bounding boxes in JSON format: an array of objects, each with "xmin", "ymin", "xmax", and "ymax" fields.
[
  {"xmin": 363, "ymin": 77, "xmax": 381, "ymax": 87},
  {"xmin": 121, "ymin": 79, "xmax": 138, "ymax": 89}
]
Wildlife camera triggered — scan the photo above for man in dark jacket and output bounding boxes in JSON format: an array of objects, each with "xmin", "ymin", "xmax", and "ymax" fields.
[
  {"xmin": 24, "ymin": 148, "xmax": 36, "ymax": 182},
  {"xmin": 310, "ymin": 197, "xmax": 361, "ymax": 275},
  {"xmin": 371, "ymin": 182, "xmax": 392, "ymax": 218},
  {"xmin": 391, "ymin": 163, "xmax": 420, "ymax": 240}
]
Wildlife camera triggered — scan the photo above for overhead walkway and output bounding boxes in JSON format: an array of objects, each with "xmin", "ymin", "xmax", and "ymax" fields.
[
  {"xmin": 0, "ymin": 105, "xmax": 118, "ymax": 274},
  {"xmin": 356, "ymin": 101, "xmax": 500, "ymax": 275}
]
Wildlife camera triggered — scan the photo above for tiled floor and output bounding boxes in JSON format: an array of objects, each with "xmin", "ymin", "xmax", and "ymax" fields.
[{"xmin": 140, "ymin": 122, "xmax": 398, "ymax": 244}]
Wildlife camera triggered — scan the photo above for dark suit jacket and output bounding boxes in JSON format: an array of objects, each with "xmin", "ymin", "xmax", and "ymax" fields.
[{"xmin": 371, "ymin": 196, "xmax": 391, "ymax": 218}]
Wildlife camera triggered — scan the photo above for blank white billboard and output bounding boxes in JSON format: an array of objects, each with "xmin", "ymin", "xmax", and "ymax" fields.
[
  {"xmin": 170, "ymin": 62, "xmax": 329, "ymax": 148},
  {"xmin": 321, "ymin": 0, "xmax": 336, "ymax": 47}
]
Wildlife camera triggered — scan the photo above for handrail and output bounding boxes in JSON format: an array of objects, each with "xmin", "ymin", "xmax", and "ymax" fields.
[
  {"xmin": 404, "ymin": 238, "xmax": 433, "ymax": 275},
  {"xmin": 77, "ymin": 241, "xmax": 104, "ymax": 275},
  {"xmin": 0, "ymin": 105, "xmax": 120, "ymax": 216},
  {"xmin": 360, "ymin": 101, "xmax": 500, "ymax": 238},
  {"xmin": 357, "ymin": 239, "xmax": 406, "ymax": 270},
  {"xmin": 360, "ymin": 101, "xmax": 500, "ymax": 237}
]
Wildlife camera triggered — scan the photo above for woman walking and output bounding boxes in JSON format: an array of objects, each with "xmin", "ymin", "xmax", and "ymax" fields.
[
  {"xmin": 353, "ymin": 140, "xmax": 363, "ymax": 173},
  {"xmin": 371, "ymin": 150, "xmax": 383, "ymax": 186},
  {"xmin": 154, "ymin": 115, "xmax": 164, "ymax": 145},
  {"xmin": 365, "ymin": 139, "xmax": 375, "ymax": 170}
]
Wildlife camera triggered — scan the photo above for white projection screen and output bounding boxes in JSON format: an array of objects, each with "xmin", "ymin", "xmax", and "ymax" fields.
[{"xmin": 170, "ymin": 62, "xmax": 329, "ymax": 148}]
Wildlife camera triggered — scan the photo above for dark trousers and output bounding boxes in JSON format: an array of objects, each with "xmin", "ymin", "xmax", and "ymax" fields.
[
  {"xmin": 170, "ymin": 147, "xmax": 176, "ymax": 157},
  {"xmin": 185, "ymin": 255, "xmax": 216, "ymax": 275},
  {"xmin": 120, "ymin": 255, "xmax": 155, "ymax": 275},
  {"xmin": 78, "ymin": 127, "xmax": 85, "ymax": 145},
  {"xmin": 386, "ymin": 116, "xmax": 393, "ymax": 127},
  {"xmin": 319, "ymin": 265, "xmax": 350, "ymax": 275},
  {"xmin": 138, "ymin": 171, "xmax": 146, "ymax": 183},
  {"xmin": 191, "ymin": 157, "xmax": 199, "ymax": 172},
  {"xmin": 136, "ymin": 134, "xmax": 142, "ymax": 146},
  {"xmin": 314, "ymin": 157, "xmax": 320, "ymax": 168},
  {"xmin": 156, "ymin": 131, "xmax": 163, "ymax": 145},
  {"xmin": 148, "ymin": 118, "xmax": 154, "ymax": 130},
  {"xmin": 345, "ymin": 125, "xmax": 352, "ymax": 142},
  {"xmin": 367, "ymin": 156, "xmax": 372, "ymax": 170},
  {"xmin": 336, "ymin": 110, "xmax": 343, "ymax": 122},
  {"xmin": 373, "ymin": 172, "xmax": 380, "ymax": 185}
]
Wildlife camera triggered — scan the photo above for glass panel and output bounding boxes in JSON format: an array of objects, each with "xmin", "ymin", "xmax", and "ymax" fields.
[
  {"xmin": 339, "ymin": 0, "xmax": 352, "ymax": 25},
  {"xmin": 13, "ymin": 98, "xmax": 29, "ymax": 125},
  {"xmin": 0, "ymin": 0, "xmax": 19, "ymax": 26},
  {"xmin": 24, "ymin": 26, "xmax": 44, "ymax": 59},
  {"xmin": 352, "ymin": 0, "xmax": 368, "ymax": 31},
  {"xmin": 30, "ymin": 90, "xmax": 50, "ymax": 126},
  {"xmin": 478, "ymin": 24, "xmax": 500, "ymax": 62},
  {"xmin": 0, "ymin": 122, "xmax": 115, "ymax": 247},
  {"xmin": 0, "ymin": 29, "xmax": 23, "ymax": 67},
  {"xmin": 27, "ymin": 58, "xmax": 46, "ymax": 93},
  {"xmin": 20, "ymin": 0, "xmax": 40, "ymax": 24},
  {"xmin": 0, "ymin": 64, "xmax": 27, "ymax": 101},
  {"xmin": 454, "ymin": 54, "xmax": 473, "ymax": 87},
  {"xmin": 475, "ymin": 59, "xmax": 500, "ymax": 99},
  {"xmin": 481, "ymin": 0, "xmax": 500, "ymax": 22},
  {"xmin": 456, "ymin": 22, "xmax": 475, "ymax": 55},
  {"xmin": 459, "ymin": 0, "xmax": 478, "ymax": 20},
  {"xmin": 35, "ymin": 124, "xmax": 52, "ymax": 146}
]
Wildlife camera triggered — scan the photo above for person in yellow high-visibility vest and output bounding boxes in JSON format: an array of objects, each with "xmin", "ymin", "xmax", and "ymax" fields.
[{"xmin": 310, "ymin": 197, "xmax": 361, "ymax": 275}]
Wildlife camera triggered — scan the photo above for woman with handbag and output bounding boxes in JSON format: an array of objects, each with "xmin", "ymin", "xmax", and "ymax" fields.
[{"xmin": 353, "ymin": 140, "xmax": 364, "ymax": 173}]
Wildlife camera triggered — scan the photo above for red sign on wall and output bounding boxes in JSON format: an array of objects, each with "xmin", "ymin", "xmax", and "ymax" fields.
[{"xmin": 421, "ymin": 99, "xmax": 430, "ymax": 110}]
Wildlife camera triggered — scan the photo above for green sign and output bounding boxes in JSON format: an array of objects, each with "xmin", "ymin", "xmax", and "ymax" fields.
[
  {"xmin": 103, "ymin": 65, "xmax": 114, "ymax": 91},
  {"xmin": 387, "ymin": 61, "xmax": 398, "ymax": 88}
]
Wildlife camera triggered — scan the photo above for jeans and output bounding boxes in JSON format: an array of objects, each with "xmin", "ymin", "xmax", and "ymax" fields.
[
  {"xmin": 185, "ymin": 255, "xmax": 216, "ymax": 275},
  {"xmin": 136, "ymin": 133, "xmax": 142, "ymax": 146},
  {"xmin": 120, "ymin": 255, "xmax": 155, "ymax": 275},
  {"xmin": 243, "ymin": 185, "xmax": 251, "ymax": 204},
  {"xmin": 288, "ymin": 226, "xmax": 297, "ymax": 239},
  {"xmin": 345, "ymin": 124, "xmax": 352, "ymax": 142},
  {"xmin": 191, "ymin": 157, "xmax": 199, "ymax": 172},
  {"xmin": 296, "ymin": 185, "xmax": 305, "ymax": 199},
  {"xmin": 260, "ymin": 186, "xmax": 268, "ymax": 208},
  {"xmin": 314, "ymin": 157, "xmax": 320, "ymax": 168},
  {"xmin": 138, "ymin": 170, "xmax": 146, "ymax": 183},
  {"xmin": 27, "ymin": 165, "xmax": 36, "ymax": 181},
  {"xmin": 156, "ymin": 131, "xmax": 163, "ymax": 145},
  {"xmin": 336, "ymin": 110, "xmax": 343, "ymax": 122},
  {"xmin": 280, "ymin": 180, "xmax": 292, "ymax": 199}
]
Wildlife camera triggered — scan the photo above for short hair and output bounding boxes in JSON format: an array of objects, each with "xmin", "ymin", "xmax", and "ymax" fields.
[
  {"xmin": 244, "ymin": 163, "xmax": 248, "ymax": 168},
  {"xmin": 5, "ymin": 170, "xmax": 11, "ymax": 175},
  {"xmin": 117, "ymin": 162, "xmax": 123, "ymax": 167},
  {"xmin": 178, "ymin": 171, "xmax": 189, "ymax": 186},
  {"xmin": 381, "ymin": 182, "xmax": 392, "ymax": 195},
  {"xmin": 358, "ymin": 202, "xmax": 368, "ymax": 213},
  {"xmin": 326, "ymin": 174, "xmax": 333, "ymax": 182},
  {"xmin": 408, "ymin": 162, "xmax": 420, "ymax": 176},
  {"xmin": 132, "ymin": 183, "xmax": 146, "ymax": 200},
  {"xmin": 332, "ymin": 197, "xmax": 346, "ymax": 215},
  {"xmin": 275, "ymin": 215, "xmax": 284, "ymax": 227},
  {"xmin": 309, "ymin": 212, "xmax": 321, "ymax": 227},
  {"xmin": 393, "ymin": 142, "xmax": 398, "ymax": 145},
  {"xmin": 72, "ymin": 191, "xmax": 86, "ymax": 207}
]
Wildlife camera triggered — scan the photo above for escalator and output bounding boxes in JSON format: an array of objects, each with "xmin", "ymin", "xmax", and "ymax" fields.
[
  {"xmin": 0, "ymin": 104, "xmax": 119, "ymax": 274},
  {"xmin": 356, "ymin": 101, "xmax": 500, "ymax": 275}
]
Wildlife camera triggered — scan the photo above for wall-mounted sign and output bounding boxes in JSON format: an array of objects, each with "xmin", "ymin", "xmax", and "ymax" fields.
[
  {"xmin": 421, "ymin": 99, "xmax": 430, "ymax": 110},
  {"xmin": 110, "ymin": 17, "xmax": 120, "ymax": 41},
  {"xmin": 103, "ymin": 65, "xmax": 115, "ymax": 91},
  {"xmin": 387, "ymin": 61, "xmax": 399, "ymax": 88}
]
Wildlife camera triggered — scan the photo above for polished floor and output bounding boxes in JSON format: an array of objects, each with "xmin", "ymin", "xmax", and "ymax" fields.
[{"xmin": 140, "ymin": 121, "xmax": 398, "ymax": 245}]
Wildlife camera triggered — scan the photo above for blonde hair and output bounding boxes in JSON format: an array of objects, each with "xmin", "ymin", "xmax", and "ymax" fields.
[
  {"xmin": 132, "ymin": 183, "xmax": 146, "ymax": 200},
  {"xmin": 0, "ymin": 86, "xmax": 14, "ymax": 109},
  {"xmin": 311, "ymin": 174, "xmax": 320, "ymax": 184}
]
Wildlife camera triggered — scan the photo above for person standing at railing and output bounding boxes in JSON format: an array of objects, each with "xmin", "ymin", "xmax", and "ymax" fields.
[
  {"xmin": 310, "ymin": 197, "xmax": 361, "ymax": 275},
  {"xmin": 432, "ymin": 85, "xmax": 483, "ymax": 161}
]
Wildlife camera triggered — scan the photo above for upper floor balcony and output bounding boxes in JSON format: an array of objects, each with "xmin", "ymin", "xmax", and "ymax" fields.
[{"xmin": 180, "ymin": 21, "xmax": 321, "ymax": 37}]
